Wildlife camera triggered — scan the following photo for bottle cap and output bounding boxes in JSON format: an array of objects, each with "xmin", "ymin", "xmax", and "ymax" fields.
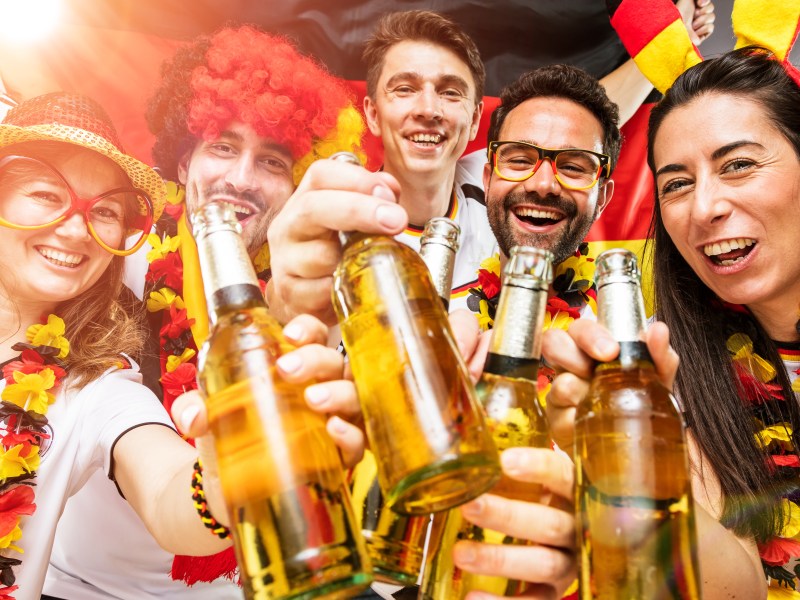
[
  {"xmin": 190, "ymin": 201, "xmax": 242, "ymax": 238},
  {"xmin": 421, "ymin": 217, "xmax": 461, "ymax": 252},
  {"xmin": 504, "ymin": 246, "xmax": 554, "ymax": 290},
  {"xmin": 595, "ymin": 249, "xmax": 641, "ymax": 288}
]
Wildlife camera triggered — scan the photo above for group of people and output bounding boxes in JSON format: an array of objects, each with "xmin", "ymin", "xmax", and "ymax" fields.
[{"xmin": 0, "ymin": 1, "xmax": 797, "ymax": 600}]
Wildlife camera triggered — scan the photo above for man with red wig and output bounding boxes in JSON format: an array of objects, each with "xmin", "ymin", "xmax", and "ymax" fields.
[{"xmin": 41, "ymin": 24, "xmax": 403, "ymax": 600}]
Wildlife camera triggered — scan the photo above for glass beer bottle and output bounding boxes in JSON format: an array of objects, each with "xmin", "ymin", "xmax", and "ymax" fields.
[
  {"xmin": 350, "ymin": 217, "xmax": 459, "ymax": 584},
  {"xmin": 574, "ymin": 249, "xmax": 701, "ymax": 600},
  {"xmin": 193, "ymin": 201, "xmax": 372, "ymax": 600},
  {"xmin": 332, "ymin": 201, "xmax": 499, "ymax": 516},
  {"xmin": 421, "ymin": 246, "xmax": 554, "ymax": 599}
]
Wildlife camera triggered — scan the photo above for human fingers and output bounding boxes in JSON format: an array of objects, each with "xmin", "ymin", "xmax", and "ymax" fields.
[
  {"xmin": 459, "ymin": 493, "xmax": 575, "ymax": 549},
  {"xmin": 542, "ymin": 321, "xmax": 616, "ymax": 380},
  {"xmin": 326, "ymin": 415, "xmax": 366, "ymax": 467},
  {"xmin": 546, "ymin": 371, "xmax": 588, "ymax": 454},
  {"xmin": 453, "ymin": 540, "xmax": 574, "ymax": 590},
  {"xmin": 305, "ymin": 380, "xmax": 362, "ymax": 421},
  {"xmin": 171, "ymin": 389, "xmax": 208, "ymax": 439},
  {"xmin": 276, "ymin": 343, "xmax": 344, "ymax": 385},
  {"xmin": 468, "ymin": 330, "xmax": 493, "ymax": 383},
  {"xmin": 464, "ymin": 585, "xmax": 558, "ymax": 600},
  {"xmin": 282, "ymin": 314, "xmax": 330, "ymax": 346},
  {"xmin": 500, "ymin": 447, "xmax": 574, "ymax": 501},
  {"xmin": 450, "ymin": 308, "xmax": 481, "ymax": 359},
  {"xmin": 692, "ymin": 0, "xmax": 715, "ymax": 42},
  {"xmin": 646, "ymin": 321, "xmax": 680, "ymax": 391}
]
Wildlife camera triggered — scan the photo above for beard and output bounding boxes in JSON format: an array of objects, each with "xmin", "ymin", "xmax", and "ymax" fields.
[{"xmin": 487, "ymin": 189, "xmax": 598, "ymax": 266}]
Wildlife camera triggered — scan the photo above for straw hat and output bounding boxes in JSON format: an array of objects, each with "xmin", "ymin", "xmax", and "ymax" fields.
[{"xmin": 0, "ymin": 92, "xmax": 166, "ymax": 222}]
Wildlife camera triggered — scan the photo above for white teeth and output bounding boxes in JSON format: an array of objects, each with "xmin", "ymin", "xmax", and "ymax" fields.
[
  {"xmin": 409, "ymin": 133, "xmax": 442, "ymax": 144},
  {"xmin": 38, "ymin": 247, "xmax": 83, "ymax": 267},
  {"xmin": 515, "ymin": 207, "xmax": 560, "ymax": 220},
  {"xmin": 703, "ymin": 238, "xmax": 755, "ymax": 257},
  {"xmin": 232, "ymin": 205, "xmax": 252, "ymax": 216}
]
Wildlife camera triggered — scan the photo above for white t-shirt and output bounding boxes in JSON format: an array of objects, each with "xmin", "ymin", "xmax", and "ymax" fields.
[
  {"xmin": 395, "ymin": 154, "xmax": 497, "ymax": 313},
  {"xmin": 44, "ymin": 469, "xmax": 240, "ymax": 600},
  {"xmin": 2, "ymin": 365, "xmax": 174, "ymax": 600}
]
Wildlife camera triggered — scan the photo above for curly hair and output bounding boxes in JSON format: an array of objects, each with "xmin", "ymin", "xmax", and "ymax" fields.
[
  {"xmin": 146, "ymin": 25, "xmax": 364, "ymax": 185},
  {"xmin": 488, "ymin": 65, "xmax": 621, "ymax": 175},
  {"xmin": 362, "ymin": 10, "xmax": 485, "ymax": 102}
]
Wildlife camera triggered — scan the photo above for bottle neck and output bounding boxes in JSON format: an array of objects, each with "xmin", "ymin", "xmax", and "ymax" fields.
[
  {"xmin": 596, "ymin": 280, "xmax": 651, "ymax": 371},
  {"xmin": 484, "ymin": 282, "xmax": 548, "ymax": 379},
  {"xmin": 419, "ymin": 240, "xmax": 455, "ymax": 308},
  {"xmin": 196, "ymin": 226, "xmax": 265, "ymax": 324}
]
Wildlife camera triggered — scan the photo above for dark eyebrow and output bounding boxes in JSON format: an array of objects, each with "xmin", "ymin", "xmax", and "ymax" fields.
[
  {"xmin": 385, "ymin": 72, "xmax": 471, "ymax": 93},
  {"xmin": 655, "ymin": 140, "xmax": 763, "ymax": 178},
  {"xmin": 217, "ymin": 130, "xmax": 292, "ymax": 159}
]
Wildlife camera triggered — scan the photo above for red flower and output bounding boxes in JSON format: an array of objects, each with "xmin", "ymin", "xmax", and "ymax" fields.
[
  {"xmin": 477, "ymin": 268, "xmax": 501, "ymax": 299},
  {"xmin": 0, "ymin": 429, "xmax": 43, "ymax": 455},
  {"xmin": 0, "ymin": 486, "xmax": 36, "ymax": 538},
  {"xmin": 771, "ymin": 454, "xmax": 800, "ymax": 468},
  {"xmin": 146, "ymin": 251, "xmax": 183, "ymax": 290},
  {"xmin": 733, "ymin": 363, "xmax": 784, "ymax": 404},
  {"xmin": 0, "ymin": 585, "xmax": 18, "ymax": 599},
  {"xmin": 160, "ymin": 305, "xmax": 195, "ymax": 340},
  {"xmin": 758, "ymin": 536, "xmax": 800, "ymax": 566},
  {"xmin": 161, "ymin": 363, "xmax": 197, "ymax": 399},
  {"xmin": 546, "ymin": 296, "xmax": 581, "ymax": 319},
  {"xmin": 3, "ymin": 350, "xmax": 65, "ymax": 385},
  {"xmin": 164, "ymin": 202, "xmax": 185, "ymax": 221}
]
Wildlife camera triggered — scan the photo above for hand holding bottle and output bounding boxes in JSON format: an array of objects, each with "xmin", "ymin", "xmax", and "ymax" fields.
[{"xmin": 544, "ymin": 319, "xmax": 679, "ymax": 455}]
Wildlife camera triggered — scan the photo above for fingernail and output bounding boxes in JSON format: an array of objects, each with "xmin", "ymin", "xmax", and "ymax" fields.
[
  {"xmin": 282, "ymin": 322, "xmax": 305, "ymax": 343},
  {"xmin": 595, "ymin": 336, "xmax": 617, "ymax": 356},
  {"xmin": 371, "ymin": 184, "xmax": 396, "ymax": 202},
  {"xmin": 375, "ymin": 204, "xmax": 406, "ymax": 229},
  {"xmin": 329, "ymin": 415, "xmax": 348, "ymax": 435},
  {"xmin": 179, "ymin": 404, "xmax": 201, "ymax": 433},
  {"xmin": 277, "ymin": 352, "xmax": 302, "ymax": 374},
  {"xmin": 501, "ymin": 448, "xmax": 523, "ymax": 474},
  {"xmin": 460, "ymin": 498, "xmax": 483, "ymax": 518},
  {"xmin": 305, "ymin": 385, "xmax": 330, "ymax": 406},
  {"xmin": 454, "ymin": 543, "xmax": 476, "ymax": 566}
]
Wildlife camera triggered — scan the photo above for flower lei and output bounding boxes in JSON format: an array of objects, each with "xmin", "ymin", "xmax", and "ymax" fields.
[
  {"xmin": 722, "ymin": 304, "xmax": 800, "ymax": 596},
  {"xmin": 0, "ymin": 315, "xmax": 69, "ymax": 598},
  {"xmin": 468, "ymin": 242, "xmax": 598, "ymax": 405},
  {"xmin": 144, "ymin": 181, "xmax": 270, "ymax": 585}
]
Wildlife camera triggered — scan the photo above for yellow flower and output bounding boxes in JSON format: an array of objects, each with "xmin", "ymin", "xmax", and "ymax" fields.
[
  {"xmin": 477, "ymin": 299, "xmax": 493, "ymax": 331},
  {"xmin": 779, "ymin": 498, "xmax": 800, "ymax": 539},
  {"xmin": 165, "ymin": 180, "xmax": 185, "ymax": 205},
  {"xmin": 755, "ymin": 422, "xmax": 793, "ymax": 450},
  {"xmin": 166, "ymin": 348, "xmax": 197, "ymax": 373},
  {"xmin": 146, "ymin": 288, "xmax": 185, "ymax": 313},
  {"xmin": 558, "ymin": 252, "xmax": 596, "ymax": 293},
  {"xmin": 479, "ymin": 254, "xmax": 501, "ymax": 276},
  {"xmin": 1, "ymin": 369, "xmax": 56, "ymax": 414},
  {"xmin": 793, "ymin": 378, "xmax": 800, "ymax": 394},
  {"xmin": 0, "ymin": 520, "xmax": 23, "ymax": 553},
  {"xmin": 26, "ymin": 315, "xmax": 69, "ymax": 359},
  {"xmin": 727, "ymin": 333, "xmax": 777, "ymax": 382},
  {"xmin": 544, "ymin": 311, "xmax": 574, "ymax": 332},
  {"xmin": 767, "ymin": 584, "xmax": 800, "ymax": 599},
  {"xmin": 146, "ymin": 233, "xmax": 181, "ymax": 263},
  {"xmin": 0, "ymin": 444, "xmax": 40, "ymax": 479},
  {"xmin": 253, "ymin": 243, "xmax": 271, "ymax": 274}
]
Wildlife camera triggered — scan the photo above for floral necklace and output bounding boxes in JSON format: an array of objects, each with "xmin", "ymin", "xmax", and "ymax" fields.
[
  {"xmin": 722, "ymin": 304, "xmax": 800, "ymax": 594},
  {"xmin": 0, "ymin": 315, "xmax": 69, "ymax": 599},
  {"xmin": 468, "ymin": 242, "xmax": 598, "ymax": 405},
  {"xmin": 144, "ymin": 181, "xmax": 269, "ymax": 586}
]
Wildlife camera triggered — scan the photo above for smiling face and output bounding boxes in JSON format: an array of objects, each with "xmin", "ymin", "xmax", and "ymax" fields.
[
  {"xmin": 179, "ymin": 121, "xmax": 296, "ymax": 256},
  {"xmin": 0, "ymin": 143, "xmax": 127, "ymax": 313},
  {"xmin": 653, "ymin": 92, "xmax": 800, "ymax": 317},
  {"xmin": 484, "ymin": 96, "xmax": 613, "ymax": 264},
  {"xmin": 364, "ymin": 39, "xmax": 482, "ymax": 185}
]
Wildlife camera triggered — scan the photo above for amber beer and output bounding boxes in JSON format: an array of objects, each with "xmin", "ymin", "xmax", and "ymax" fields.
[
  {"xmin": 331, "ymin": 161, "xmax": 499, "ymax": 515},
  {"xmin": 193, "ymin": 202, "xmax": 371, "ymax": 600},
  {"xmin": 349, "ymin": 217, "xmax": 459, "ymax": 583},
  {"xmin": 575, "ymin": 249, "xmax": 701, "ymax": 600},
  {"xmin": 420, "ymin": 246, "xmax": 553, "ymax": 599}
]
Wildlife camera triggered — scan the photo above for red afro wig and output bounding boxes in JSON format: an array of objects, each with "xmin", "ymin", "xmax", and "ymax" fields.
[{"xmin": 187, "ymin": 26, "xmax": 353, "ymax": 162}]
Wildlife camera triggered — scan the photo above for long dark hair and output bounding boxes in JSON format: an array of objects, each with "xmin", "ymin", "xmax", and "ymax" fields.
[{"xmin": 645, "ymin": 47, "xmax": 800, "ymax": 543}]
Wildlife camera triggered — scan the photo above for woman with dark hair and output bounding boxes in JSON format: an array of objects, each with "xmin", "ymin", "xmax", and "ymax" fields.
[{"xmin": 545, "ymin": 47, "xmax": 800, "ymax": 599}]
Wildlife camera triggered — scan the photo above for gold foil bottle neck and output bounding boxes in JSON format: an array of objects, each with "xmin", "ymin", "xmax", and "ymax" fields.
[
  {"xmin": 190, "ymin": 200, "xmax": 242, "ymax": 239},
  {"xmin": 595, "ymin": 249, "xmax": 647, "ymax": 343},
  {"xmin": 595, "ymin": 248, "xmax": 641, "ymax": 288},
  {"xmin": 421, "ymin": 217, "xmax": 461, "ymax": 253},
  {"xmin": 504, "ymin": 246, "xmax": 554, "ymax": 290}
]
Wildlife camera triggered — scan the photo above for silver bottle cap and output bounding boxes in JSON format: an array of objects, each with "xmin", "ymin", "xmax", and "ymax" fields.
[
  {"xmin": 328, "ymin": 151, "xmax": 363, "ymax": 166},
  {"xmin": 190, "ymin": 201, "xmax": 242, "ymax": 239},
  {"xmin": 595, "ymin": 248, "xmax": 641, "ymax": 289},
  {"xmin": 420, "ymin": 217, "xmax": 461, "ymax": 253},
  {"xmin": 504, "ymin": 246, "xmax": 554, "ymax": 290}
]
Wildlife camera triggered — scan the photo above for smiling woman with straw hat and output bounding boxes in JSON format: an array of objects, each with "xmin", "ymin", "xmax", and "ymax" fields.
[{"xmin": 0, "ymin": 92, "xmax": 351, "ymax": 599}]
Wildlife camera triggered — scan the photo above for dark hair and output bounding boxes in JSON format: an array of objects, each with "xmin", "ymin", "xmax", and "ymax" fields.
[
  {"xmin": 646, "ymin": 47, "xmax": 800, "ymax": 544},
  {"xmin": 362, "ymin": 10, "xmax": 485, "ymax": 102},
  {"xmin": 488, "ymin": 65, "xmax": 621, "ymax": 175}
]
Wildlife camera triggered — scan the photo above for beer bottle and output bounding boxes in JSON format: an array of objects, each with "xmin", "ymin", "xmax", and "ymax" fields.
[
  {"xmin": 574, "ymin": 248, "xmax": 701, "ymax": 599},
  {"xmin": 420, "ymin": 246, "xmax": 553, "ymax": 599},
  {"xmin": 331, "ymin": 167, "xmax": 499, "ymax": 516},
  {"xmin": 350, "ymin": 217, "xmax": 459, "ymax": 584},
  {"xmin": 193, "ymin": 201, "xmax": 372, "ymax": 600}
]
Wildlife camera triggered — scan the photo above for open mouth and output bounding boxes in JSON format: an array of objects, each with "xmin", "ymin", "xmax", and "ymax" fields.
[
  {"xmin": 407, "ymin": 133, "xmax": 444, "ymax": 147},
  {"xmin": 513, "ymin": 207, "xmax": 564, "ymax": 227},
  {"xmin": 703, "ymin": 238, "xmax": 756, "ymax": 266},
  {"xmin": 37, "ymin": 246, "xmax": 85, "ymax": 268},
  {"xmin": 230, "ymin": 204, "xmax": 254, "ymax": 222}
]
